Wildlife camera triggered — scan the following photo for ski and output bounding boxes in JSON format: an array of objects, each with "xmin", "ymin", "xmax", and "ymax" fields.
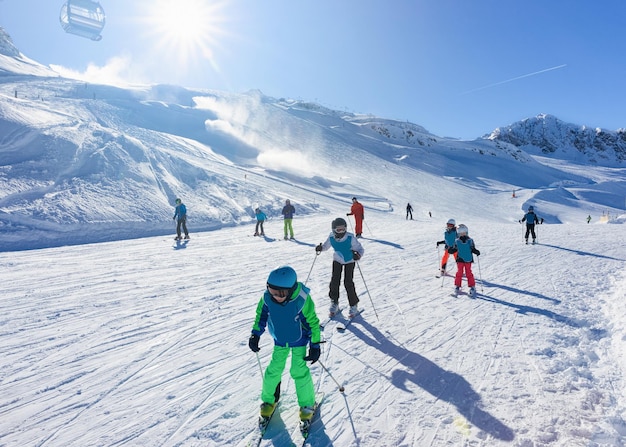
[
  {"xmin": 290, "ymin": 393, "xmax": 325, "ymax": 447},
  {"xmin": 245, "ymin": 403, "xmax": 278, "ymax": 447},
  {"xmin": 319, "ymin": 308, "xmax": 343, "ymax": 330},
  {"xmin": 336, "ymin": 309, "xmax": 364, "ymax": 332}
]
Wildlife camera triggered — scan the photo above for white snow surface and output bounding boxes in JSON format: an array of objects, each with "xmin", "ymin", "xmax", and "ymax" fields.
[
  {"xmin": 1, "ymin": 39, "xmax": 626, "ymax": 446},
  {"xmin": 1, "ymin": 215, "xmax": 626, "ymax": 447}
]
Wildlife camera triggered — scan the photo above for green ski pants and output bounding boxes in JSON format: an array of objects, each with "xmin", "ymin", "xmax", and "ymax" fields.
[{"xmin": 262, "ymin": 345, "xmax": 314, "ymax": 407}]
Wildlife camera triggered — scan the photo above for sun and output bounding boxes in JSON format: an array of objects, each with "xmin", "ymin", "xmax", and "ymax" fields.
[{"xmin": 140, "ymin": 0, "xmax": 229, "ymax": 71}]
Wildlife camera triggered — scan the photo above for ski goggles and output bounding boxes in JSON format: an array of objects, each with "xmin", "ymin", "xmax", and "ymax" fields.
[
  {"xmin": 267, "ymin": 286, "xmax": 290, "ymax": 300},
  {"xmin": 333, "ymin": 226, "xmax": 346, "ymax": 234}
]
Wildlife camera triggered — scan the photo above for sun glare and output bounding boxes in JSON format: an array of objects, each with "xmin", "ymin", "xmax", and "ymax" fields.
[{"xmin": 140, "ymin": 0, "xmax": 229, "ymax": 70}]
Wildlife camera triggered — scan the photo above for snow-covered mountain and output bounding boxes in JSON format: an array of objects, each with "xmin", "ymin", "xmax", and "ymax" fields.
[
  {"xmin": 0, "ymin": 27, "xmax": 624, "ymax": 252},
  {"xmin": 488, "ymin": 113, "xmax": 626, "ymax": 166}
]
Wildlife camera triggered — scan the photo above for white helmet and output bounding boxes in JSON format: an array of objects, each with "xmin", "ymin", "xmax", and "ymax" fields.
[
  {"xmin": 447, "ymin": 218, "xmax": 456, "ymax": 226},
  {"xmin": 457, "ymin": 224, "xmax": 468, "ymax": 236}
]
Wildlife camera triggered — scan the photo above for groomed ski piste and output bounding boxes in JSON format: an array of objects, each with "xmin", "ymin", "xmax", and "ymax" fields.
[{"xmin": 1, "ymin": 211, "xmax": 625, "ymax": 447}]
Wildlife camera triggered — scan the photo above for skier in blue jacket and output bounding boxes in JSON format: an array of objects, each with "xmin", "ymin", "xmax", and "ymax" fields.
[
  {"xmin": 254, "ymin": 208, "xmax": 267, "ymax": 236},
  {"xmin": 520, "ymin": 206, "xmax": 543, "ymax": 244},
  {"xmin": 315, "ymin": 217, "xmax": 365, "ymax": 318},
  {"xmin": 248, "ymin": 266, "xmax": 321, "ymax": 423},
  {"xmin": 172, "ymin": 198, "xmax": 189, "ymax": 240},
  {"xmin": 436, "ymin": 218, "xmax": 458, "ymax": 275},
  {"xmin": 448, "ymin": 224, "xmax": 480, "ymax": 297}
]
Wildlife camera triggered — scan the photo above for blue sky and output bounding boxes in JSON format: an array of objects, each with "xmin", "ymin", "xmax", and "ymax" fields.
[{"xmin": 1, "ymin": 0, "xmax": 625, "ymax": 139}]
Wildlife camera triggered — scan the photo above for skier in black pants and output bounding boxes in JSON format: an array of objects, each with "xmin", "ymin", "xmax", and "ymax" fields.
[
  {"xmin": 406, "ymin": 203, "xmax": 413, "ymax": 220},
  {"xmin": 519, "ymin": 205, "xmax": 543, "ymax": 244},
  {"xmin": 173, "ymin": 198, "xmax": 189, "ymax": 240},
  {"xmin": 315, "ymin": 218, "xmax": 365, "ymax": 318}
]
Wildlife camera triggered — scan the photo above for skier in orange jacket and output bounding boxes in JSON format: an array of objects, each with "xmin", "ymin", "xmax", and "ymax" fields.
[{"xmin": 347, "ymin": 197, "xmax": 364, "ymax": 237}]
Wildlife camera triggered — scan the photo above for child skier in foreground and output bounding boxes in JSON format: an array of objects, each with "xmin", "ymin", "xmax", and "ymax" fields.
[
  {"xmin": 447, "ymin": 224, "xmax": 481, "ymax": 297},
  {"xmin": 248, "ymin": 266, "xmax": 321, "ymax": 424}
]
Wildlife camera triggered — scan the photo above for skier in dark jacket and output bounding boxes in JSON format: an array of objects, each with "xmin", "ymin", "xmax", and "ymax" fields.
[{"xmin": 520, "ymin": 206, "xmax": 543, "ymax": 244}]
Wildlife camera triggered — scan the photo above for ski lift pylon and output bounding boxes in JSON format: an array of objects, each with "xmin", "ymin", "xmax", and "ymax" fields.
[{"xmin": 59, "ymin": 0, "xmax": 106, "ymax": 41}]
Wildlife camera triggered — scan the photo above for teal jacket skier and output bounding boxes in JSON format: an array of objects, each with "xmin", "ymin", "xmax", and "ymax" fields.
[
  {"xmin": 254, "ymin": 208, "xmax": 267, "ymax": 236},
  {"xmin": 248, "ymin": 266, "xmax": 321, "ymax": 422},
  {"xmin": 447, "ymin": 224, "xmax": 480, "ymax": 294},
  {"xmin": 172, "ymin": 198, "xmax": 189, "ymax": 240}
]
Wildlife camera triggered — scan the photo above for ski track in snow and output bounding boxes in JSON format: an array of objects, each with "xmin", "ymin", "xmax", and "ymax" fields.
[{"xmin": 1, "ymin": 214, "xmax": 625, "ymax": 447}]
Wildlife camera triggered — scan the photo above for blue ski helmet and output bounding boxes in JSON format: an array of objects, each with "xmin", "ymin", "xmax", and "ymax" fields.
[
  {"xmin": 175, "ymin": 198, "xmax": 181, "ymax": 204},
  {"xmin": 528, "ymin": 206, "xmax": 534, "ymax": 212},
  {"xmin": 267, "ymin": 266, "xmax": 297, "ymax": 291}
]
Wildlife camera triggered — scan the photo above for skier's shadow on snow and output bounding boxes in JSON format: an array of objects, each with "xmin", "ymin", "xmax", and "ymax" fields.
[
  {"xmin": 540, "ymin": 243, "xmax": 624, "ymax": 261},
  {"xmin": 475, "ymin": 292, "xmax": 583, "ymax": 328},
  {"xmin": 480, "ymin": 280, "xmax": 560, "ymax": 304},
  {"xmin": 347, "ymin": 319, "xmax": 515, "ymax": 442},
  {"xmin": 359, "ymin": 237, "xmax": 404, "ymax": 250},
  {"xmin": 172, "ymin": 240, "xmax": 189, "ymax": 250}
]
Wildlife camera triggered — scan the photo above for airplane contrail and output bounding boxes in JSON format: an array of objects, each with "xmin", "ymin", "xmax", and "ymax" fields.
[{"xmin": 460, "ymin": 64, "xmax": 567, "ymax": 95}]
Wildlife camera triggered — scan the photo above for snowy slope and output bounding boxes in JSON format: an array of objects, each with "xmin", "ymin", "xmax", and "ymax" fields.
[{"xmin": 1, "ymin": 212, "xmax": 625, "ymax": 447}]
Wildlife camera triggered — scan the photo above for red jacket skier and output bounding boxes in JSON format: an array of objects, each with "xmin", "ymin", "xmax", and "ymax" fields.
[{"xmin": 347, "ymin": 197, "xmax": 364, "ymax": 237}]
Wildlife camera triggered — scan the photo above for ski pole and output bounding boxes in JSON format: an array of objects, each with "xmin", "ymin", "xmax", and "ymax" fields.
[
  {"xmin": 255, "ymin": 352, "xmax": 264, "ymax": 379},
  {"xmin": 355, "ymin": 261, "xmax": 379, "ymax": 320},
  {"xmin": 364, "ymin": 219, "xmax": 374, "ymax": 238},
  {"xmin": 318, "ymin": 360, "xmax": 345, "ymax": 393},
  {"xmin": 476, "ymin": 256, "xmax": 484, "ymax": 293},
  {"xmin": 304, "ymin": 251, "xmax": 320, "ymax": 285}
]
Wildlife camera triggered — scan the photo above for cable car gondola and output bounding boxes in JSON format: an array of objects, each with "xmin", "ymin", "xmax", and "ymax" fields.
[{"xmin": 59, "ymin": 0, "xmax": 106, "ymax": 41}]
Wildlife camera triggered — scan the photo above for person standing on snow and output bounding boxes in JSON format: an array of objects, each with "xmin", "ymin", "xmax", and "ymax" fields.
[
  {"xmin": 587, "ymin": 215, "xmax": 592, "ymax": 224},
  {"xmin": 406, "ymin": 203, "xmax": 413, "ymax": 220},
  {"xmin": 347, "ymin": 197, "xmax": 365, "ymax": 237},
  {"xmin": 172, "ymin": 198, "xmax": 189, "ymax": 240},
  {"xmin": 248, "ymin": 266, "xmax": 321, "ymax": 424},
  {"xmin": 436, "ymin": 218, "xmax": 458, "ymax": 275},
  {"xmin": 447, "ymin": 224, "xmax": 480, "ymax": 297},
  {"xmin": 254, "ymin": 208, "xmax": 267, "ymax": 236},
  {"xmin": 315, "ymin": 217, "xmax": 365, "ymax": 318},
  {"xmin": 519, "ymin": 205, "xmax": 543, "ymax": 244},
  {"xmin": 281, "ymin": 199, "xmax": 296, "ymax": 240}
]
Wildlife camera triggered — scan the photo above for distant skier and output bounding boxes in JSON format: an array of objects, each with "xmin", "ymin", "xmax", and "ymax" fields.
[
  {"xmin": 347, "ymin": 197, "xmax": 364, "ymax": 237},
  {"xmin": 519, "ymin": 206, "xmax": 543, "ymax": 244},
  {"xmin": 406, "ymin": 203, "xmax": 413, "ymax": 220},
  {"xmin": 172, "ymin": 198, "xmax": 189, "ymax": 240},
  {"xmin": 587, "ymin": 215, "xmax": 592, "ymax": 224},
  {"xmin": 315, "ymin": 217, "xmax": 365, "ymax": 318},
  {"xmin": 248, "ymin": 266, "xmax": 321, "ymax": 423},
  {"xmin": 447, "ymin": 224, "xmax": 480, "ymax": 297},
  {"xmin": 436, "ymin": 218, "xmax": 458, "ymax": 275},
  {"xmin": 281, "ymin": 199, "xmax": 295, "ymax": 240},
  {"xmin": 254, "ymin": 208, "xmax": 267, "ymax": 236}
]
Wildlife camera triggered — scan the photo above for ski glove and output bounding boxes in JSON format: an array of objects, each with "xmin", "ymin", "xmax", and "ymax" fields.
[
  {"xmin": 352, "ymin": 250, "xmax": 361, "ymax": 261},
  {"xmin": 304, "ymin": 344, "xmax": 320, "ymax": 364},
  {"xmin": 248, "ymin": 334, "xmax": 260, "ymax": 352},
  {"xmin": 472, "ymin": 249, "xmax": 481, "ymax": 256},
  {"xmin": 447, "ymin": 247, "xmax": 458, "ymax": 254},
  {"xmin": 315, "ymin": 243, "xmax": 323, "ymax": 253}
]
